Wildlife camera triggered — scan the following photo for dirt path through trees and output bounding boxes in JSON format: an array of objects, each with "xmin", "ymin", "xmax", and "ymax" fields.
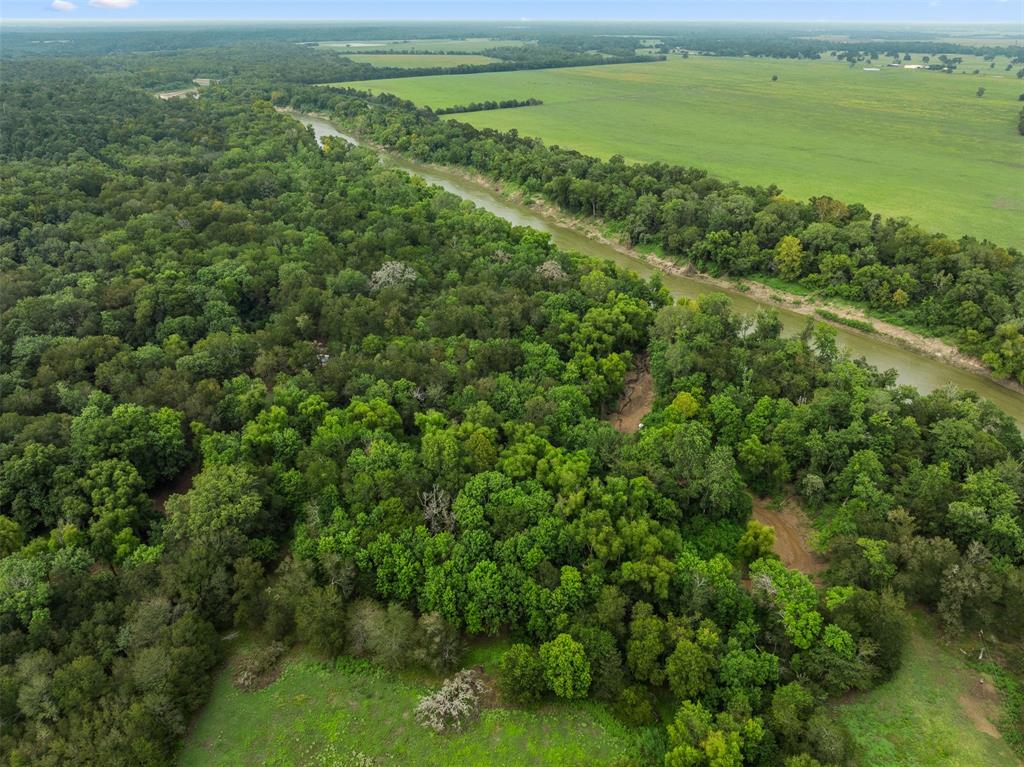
[
  {"xmin": 752, "ymin": 496, "xmax": 826, "ymax": 579},
  {"xmin": 609, "ymin": 356, "xmax": 654, "ymax": 433}
]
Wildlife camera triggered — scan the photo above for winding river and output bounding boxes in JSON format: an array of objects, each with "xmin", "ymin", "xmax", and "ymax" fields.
[{"xmin": 291, "ymin": 112, "xmax": 1024, "ymax": 426}]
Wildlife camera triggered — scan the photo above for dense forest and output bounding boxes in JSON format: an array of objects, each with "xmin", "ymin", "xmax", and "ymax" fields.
[
  {"xmin": 281, "ymin": 86, "xmax": 1024, "ymax": 385},
  {"xmin": 1, "ymin": 34, "xmax": 1022, "ymax": 767}
]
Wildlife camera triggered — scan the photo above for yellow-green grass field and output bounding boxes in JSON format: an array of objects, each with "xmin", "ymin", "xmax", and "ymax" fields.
[
  {"xmin": 340, "ymin": 53, "xmax": 499, "ymax": 69},
  {"xmin": 318, "ymin": 37, "xmax": 526, "ymax": 53},
  {"xmin": 343, "ymin": 56, "xmax": 1024, "ymax": 247},
  {"xmin": 836, "ymin": 619, "xmax": 1021, "ymax": 766},
  {"xmin": 178, "ymin": 648, "xmax": 640, "ymax": 767}
]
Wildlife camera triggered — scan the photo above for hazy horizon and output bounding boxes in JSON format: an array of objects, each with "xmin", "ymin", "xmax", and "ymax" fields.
[{"xmin": 2, "ymin": 0, "xmax": 1022, "ymax": 24}]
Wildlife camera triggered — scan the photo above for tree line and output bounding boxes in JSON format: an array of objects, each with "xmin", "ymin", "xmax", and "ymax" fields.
[
  {"xmin": 435, "ymin": 98, "xmax": 544, "ymax": 115},
  {"xmin": 3, "ymin": 22, "xmax": 1017, "ymax": 63}
]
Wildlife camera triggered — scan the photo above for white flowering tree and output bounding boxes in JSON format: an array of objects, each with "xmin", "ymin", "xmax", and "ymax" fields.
[{"xmin": 369, "ymin": 261, "xmax": 418, "ymax": 292}]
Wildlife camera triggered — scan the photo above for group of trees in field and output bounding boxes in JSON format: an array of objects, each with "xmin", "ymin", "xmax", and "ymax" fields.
[
  {"xmin": 286, "ymin": 86, "xmax": 1024, "ymax": 385},
  {"xmin": 435, "ymin": 98, "xmax": 543, "ymax": 115},
  {"xmin": 1, "ymin": 42, "xmax": 1022, "ymax": 767}
]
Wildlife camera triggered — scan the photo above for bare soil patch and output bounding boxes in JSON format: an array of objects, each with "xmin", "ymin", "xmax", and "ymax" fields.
[
  {"xmin": 958, "ymin": 673, "xmax": 1004, "ymax": 740},
  {"xmin": 157, "ymin": 87, "xmax": 198, "ymax": 100},
  {"xmin": 609, "ymin": 355, "xmax": 654, "ymax": 433},
  {"xmin": 752, "ymin": 495, "xmax": 826, "ymax": 579}
]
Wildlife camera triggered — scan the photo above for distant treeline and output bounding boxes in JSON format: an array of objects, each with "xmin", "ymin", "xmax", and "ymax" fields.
[
  {"xmin": 0, "ymin": 43, "xmax": 660, "ymax": 94},
  {"xmin": 283, "ymin": 85, "xmax": 1024, "ymax": 385},
  {"xmin": 435, "ymin": 98, "xmax": 543, "ymax": 115},
  {"xmin": 335, "ymin": 50, "xmax": 666, "ymax": 82},
  {"xmin": 334, "ymin": 48, "xmax": 494, "ymax": 56},
  {"xmin": 4, "ymin": 22, "xmax": 1019, "ymax": 64},
  {"xmin": 654, "ymin": 35, "xmax": 1023, "ymax": 60}
]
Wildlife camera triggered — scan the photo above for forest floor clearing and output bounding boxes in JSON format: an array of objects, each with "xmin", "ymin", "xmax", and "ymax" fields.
[
  {"xmin": 836, "ymin": 615, "xmax": 1022, "ymax": 767},
  {"xmin": 151, "ymin": 463, "xmax": 199, "ymax": 515},
  {"xmin": 608, "ymin": 355, "xmax": 654, "ymax": 433},
  {"xmin": 157, "ymin": 87, "xmax": 198, "ymax": 100},
  {"xmin": 178, "ymin": 646, "xmax": 640, "ymax": 767},
  {"xmin": 751, "ymin": 496, "xmax": 826, "ymax": 580}
]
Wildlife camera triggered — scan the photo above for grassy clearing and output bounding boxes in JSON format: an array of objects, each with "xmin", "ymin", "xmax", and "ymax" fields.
[
  {"xmin": 178, "ymin": 649, "xmax": 638, "ymax": 767},
  {"xmin": 343, "ymin": 55, "xmax": 1024, "ymax": 247},
  {"xmin": 318, "ymin": 38, "xmax": 526, "ymax": 53},
  {"xmin": 338, "ymin": 54, "xmax": 499, "ymax": 69},
  {"xmin": 836, "ymin": 616, "xmax": 1021, "ymax": 767}
]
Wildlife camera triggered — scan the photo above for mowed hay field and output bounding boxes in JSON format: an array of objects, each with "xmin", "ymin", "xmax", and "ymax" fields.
[
  {"xmin": 345, "ymin": 56, "xmax": 1024, "ymax": 247},
  {"xmin": 339, "ymin": 53, "xmax": 500, "ymax": 69},
  {"xmin": 178, "ymin": 652, "xmax": 639, "ymax": 767}
]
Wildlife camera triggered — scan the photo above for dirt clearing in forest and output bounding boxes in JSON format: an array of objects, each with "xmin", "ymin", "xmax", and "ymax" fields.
[
  {"xmin": 752, "ymin": 495, "xmax": 826, "ymax": 578},
  {"xmin": 609, "ymin": 356, "xmax": 654, "ymax": 433}
]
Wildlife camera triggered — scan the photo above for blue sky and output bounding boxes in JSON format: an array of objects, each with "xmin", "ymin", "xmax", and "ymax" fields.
[{"xmin": 2, "ymin": 0, "xmax": 1021, "ymax": 23}]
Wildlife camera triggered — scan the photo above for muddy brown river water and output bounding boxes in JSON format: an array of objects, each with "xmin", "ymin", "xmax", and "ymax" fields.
[{"xmin": 290, "ymin": 111, "xmax": 1024, "ymax": 427}]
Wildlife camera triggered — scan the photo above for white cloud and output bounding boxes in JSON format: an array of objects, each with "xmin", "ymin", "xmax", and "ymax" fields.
[
  {"xmin": 50, "ymin": 0, "xmax": 78, "ymax": 10},
  {"xmin": 88, "ymin": 0, "xmax": 138, "ymax": 7}
]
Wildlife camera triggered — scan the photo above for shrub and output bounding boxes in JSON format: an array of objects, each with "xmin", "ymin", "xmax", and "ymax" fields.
[
  {"xmin": 497, "ymin": 643, "xmax": 545, "ymax": 704},
  {"xmin": 232, "ymin": 642, "xmax": 285, "ymax": 691},
  {"xmin": 414, "ymin": 668, "xmax": 488, "ymax": 733},
  {"xmin": 345, "ymin": 599, "xmax": 386, "ymax": 657},
  {"xmin": 295, "ymin": 585, "xmax": 346, "ymax": 656},
  {"xmin": 413, "ymin": 612, "xmax": 464, "ymax": 673},
  {"xmin": 738, "ymin": 519, "xmax": 776, "ymax": 563},
  {"xmin": 574, "ymin": 625, "xmax": 625, "ymax": 701},
  {"xmin": 539, "ymin": 633, "xmax": 591, "ymax": 699},
  {"xmin": 615, "ymin": 685, "xmax": 658, "ymax": 726},
  {"xmin": 263, "ymin": 560, "xmax": 313, "ymax": 642}
]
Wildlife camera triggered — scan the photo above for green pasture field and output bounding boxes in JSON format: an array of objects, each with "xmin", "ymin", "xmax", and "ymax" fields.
[
  {"xmin": 178, "ymin": 648, "xmax": 640, "ymax": 767},
  {"xmin": 836, "ymin": 618, "xmax": 1020, "ymax": 766},
  {"xmin": 318, "ymin": 37, "xmax": 526, "ymax": 53},
  {"xmin": 343, "ymin": 55, "xmax": 1024, "ymax": 247},
  {"xmin": 340, "ymin": 53, "xmax": 500, "ymax": 69}
]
